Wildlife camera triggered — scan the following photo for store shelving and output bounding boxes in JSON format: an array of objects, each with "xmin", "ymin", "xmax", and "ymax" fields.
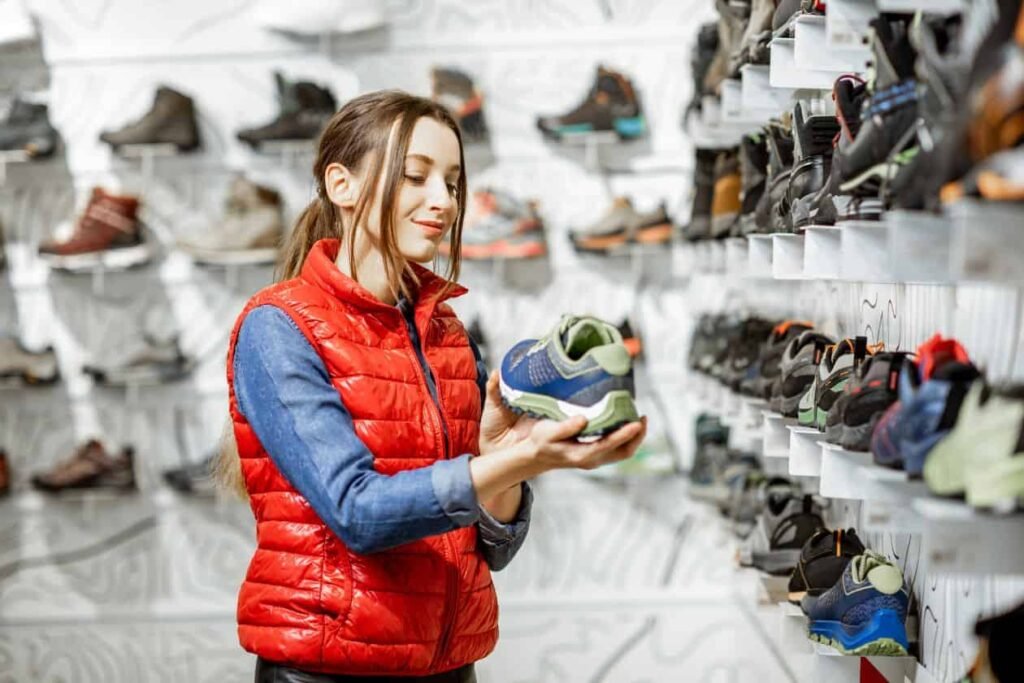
[
  {"xmin": 770, "ymin": 38, "xmax": 847, "ymax": 90},
  {"xmin": 826, "ymin": 0, "xmax": 878, "ymax": 48},
  {"xmin": 794, "ymin": 15, "xmax": 870, "ymax": 73}
]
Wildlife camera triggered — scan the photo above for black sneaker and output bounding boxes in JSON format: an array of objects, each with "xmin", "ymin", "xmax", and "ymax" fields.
[
  {"xmin": 789, "ymin": 100, "xmax": 839, "ymax": 233},
  {"xmin": 237, "ymin": 72, "xmax": 336, "ymax": 148},
  {"xmin": 682, "ymin": 149, "xmax": 718, "ymax": 241},
  {"xmin": 788, "ymin": 528, "xmax": 866, "ymax": 606},
  {"xmin": 754, "ymin": 122, "xmax": 795, "ymax": 234},
  {"xmin": 824, "ymin": 351, "xmax": 914, "ymax": 451},
  {"xmin": 739, "ymin": 490, "xmax": 824, "ymax": 575},
  {"xmin": 536, "ymin": 65, "xmax": 646, "ymax": 141},
  {"xmin": 738, "ymin": 131, "xmax": 769, "ymax": 236},
  {"xmin": 741, "ymin": 320, "xmax": 815, "ymax": 400},
  {"xmin": 0, "ymin": 98, "xmax": 59, "ymax": 157},
  {"xmin": 100, "ymin": 86, "xmax": 200, "ymax": 152},
  {"xmin": 722, "ymin": 317, "xmax": 776, "ymax": 392}
]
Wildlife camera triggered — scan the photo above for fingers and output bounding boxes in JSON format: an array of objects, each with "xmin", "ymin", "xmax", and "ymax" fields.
[
  {"xmin": 486, "ymin": 370, "xmax": 501, "ymax": 404},
  {"xmin": 532, "ymin": 415, "xmax": 588, "ymax": 442},
  {"xmin": 574, "ymin": 417, "xmax": 647, "ymax": 468}
]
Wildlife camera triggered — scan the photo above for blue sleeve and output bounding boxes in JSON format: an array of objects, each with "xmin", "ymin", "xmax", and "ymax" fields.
[
  {"xmin": 233, "ymin": 305, "xmax": 481, "ymax": 554},
  {"xmin": 466, "ymin": 332, "xmax": 534, "ymax": 570}
]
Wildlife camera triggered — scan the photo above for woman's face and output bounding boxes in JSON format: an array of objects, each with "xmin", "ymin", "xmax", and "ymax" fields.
[{"xmin": 383, "ymin": 116, "xmax": 462, "ymax": 263}]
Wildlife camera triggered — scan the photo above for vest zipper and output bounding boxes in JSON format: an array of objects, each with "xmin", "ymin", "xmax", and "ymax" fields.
[{"xmin": 398, "ymin": 310, "xmax": 459, "ymax": 671}]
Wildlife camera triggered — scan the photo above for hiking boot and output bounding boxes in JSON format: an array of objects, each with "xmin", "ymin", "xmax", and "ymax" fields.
[
  {"xmin": 38, "ymin": 188, "xmax": 150, "ymax": 270},
  {"xmin": 178, "ymin": 175, "xmax": 284, "ymax": 264},
  {"xmin": 721, "ymin": 316, "xmax": 776, "ymax": 392},
  {"xmin": 739, "ymin": 488, "xmax": 824, "ymax": 575},
  {"xmin": 237, "ymin": 72, "xmax": 337, "ymax": 148},
  {"xmin": 754, "ymin": 122, "xmax": 795, "ymax": 233},
  {"xmin": 163, "ymin": 453, "xmax": 217, "ymax": 495},
  {"xmin": 771, "ymin": 330, "xmax": 835, "ymax": 417},
  {"xmin": 0, "ymin": 450, "xmax": 10, "ymax": 496},
  {"xmin": 628, "ymin": 202, "xmax": 674, "ymax": 246},
  {"xmin": 871, "ymin": 334, "xmax": 981, "ymax": 476},
  {"xmin": 789, "ymin": 100, "xmax": 839, "ymax": 233},
  {"xmin": 444, "ymin": 188, "xmax": 545, "ymax": 259},
  {"xmin": 798, "ymin": 337, "xmax": 877, "ymax": 431},
  {"xmin": 100, "ymin": 86, "xmax": 200, "ymax": 152},
  {"xmin": 681, "ymin": 149, "xmax": 718, "ymax": 241},
  {"xmin": 253, "ymin": 0, "xmax": 387, "ymax": 36},
  {"xmin": 0, "ymin": 337, "xmax": 59, "ymax": 385},
  {"xmin": 736, "ymin": 0, "xmax": 776, "ymax": 71},
  {"xmin": 741, "ymin": 320, "xmax": 815, "ymax": 400},
  {"xmin": 721, "ymin": 0, "xmax": 753, "ymax": 77},
  {"xmin": 824, "ymin": 351, "xmax": 914, "ymax": 451},
  {"xmin": 0, "ymin": 98, "xmax": 59, "ymax": 157},
  {"xmin": 431, "ymin": 67, "xmax": 487, "ymax": 143},
  {"xmin": 705, "ymin": 2, "xmax": 747, "ymax": 95},
  {"xmin": 687, "ymin": 22, "xmax": 720, "ymax": 118},
  {"xmin": 537, "ymin": 65, "xmax": 645, "ymax": 141},
  {"xmin": 738, "ymin": 131, "xmax": 769, "ymax": 235},
  {"xmin": 711, "ymin": 148, "xmax": 742, "ymax": 238},
  {"xmin": 83, "ymin": 336, "xmax": 191, "ymax": 386},
  {"xmin": 836, "ymin": 16, "xmax": 920, "ymax": 196},
  {"xmin": 32, "ymin": 440, "xmax": 137, "ymax": 493},
  {"xmin": 788, "ymin": 528, "xmax": 867, "ymax": 605}
]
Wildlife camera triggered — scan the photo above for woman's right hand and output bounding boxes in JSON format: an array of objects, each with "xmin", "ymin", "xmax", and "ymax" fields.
[{"xmin": 524, "ymin": 415, "xmax": 647, "ymax": 472}]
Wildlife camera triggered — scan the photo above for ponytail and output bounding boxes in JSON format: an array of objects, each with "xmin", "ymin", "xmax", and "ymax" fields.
[{"xmin": 277, "ymin": 196, "xmax": 338, "ymax": 282}]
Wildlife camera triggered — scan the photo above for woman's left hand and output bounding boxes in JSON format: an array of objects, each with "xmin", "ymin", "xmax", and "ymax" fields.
[{"xmin": 479, "ymin": 371, "xmax": 537, "ymax": 455}]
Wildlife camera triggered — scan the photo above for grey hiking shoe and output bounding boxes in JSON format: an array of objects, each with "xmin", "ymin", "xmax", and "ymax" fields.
[
  {"xmin": 738, "ymin": 487, "xmax": 824, "ymax": 575},
  {"xmin": 178, "ymin": 175, "xmax": 284, "ymax": 264},
  {"xmin": 83, "ymin": 336, "xmax": 191, "ymax": 386},
  {"xmin": 32, "ymin": 440, "xmax": 136, "ymax": 494},
  {"xmin": 499, "ymin": 315, "xmax": 639, "ymax": 441},
  {"xmin": 771, "ymin": 330, "xmax": 835, "ymax": 416},
  {"xmin": 0, "ymin": 98, "xmax": 59, "ymax": 157},
  {"xmin": 570, "ymin": 197, "xmax": 635, "ymax": 253},
  {"xmin": 99, "ymin": 86, "xmax": 200, "ymax": 152},
  {"xmin": 0, "ymin": 337, "xmax": 59, "ymax": 385}
]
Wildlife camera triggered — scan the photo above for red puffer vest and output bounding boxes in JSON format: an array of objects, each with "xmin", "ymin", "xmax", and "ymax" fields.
[{"xmin": 226, "ymin": 239, "xmax": 498, "ymax": 676}]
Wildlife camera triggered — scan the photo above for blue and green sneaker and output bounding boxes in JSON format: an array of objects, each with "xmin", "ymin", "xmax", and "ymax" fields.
[
  {"xmin": 804, "ymin": 551, "xmax": 910, "ymax": 656},
  {"xmin": 499, "ymin": 315, "xmax": 639, "ymax": 440}
]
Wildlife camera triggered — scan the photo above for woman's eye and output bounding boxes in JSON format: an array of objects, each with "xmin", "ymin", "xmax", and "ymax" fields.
[
  {"xmin": 405, "ymin": 174, "xmax": 425, "ymax": 183},
  {"xmin": 447, "ymin": 183, "xmax": 458, "ymax": 195}
]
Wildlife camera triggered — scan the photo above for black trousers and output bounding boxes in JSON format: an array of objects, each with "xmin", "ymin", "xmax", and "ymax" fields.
[{"xmin": 255, "ymin": 658, "xmax": 477, "ymax": 683}]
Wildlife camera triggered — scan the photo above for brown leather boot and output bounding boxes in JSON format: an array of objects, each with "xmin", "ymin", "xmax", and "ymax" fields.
[
  {"xmin": 38, "ymin": 188, "xmax": 150, "ymax": 270},
  {"xmin": 31, "ymin": 440, "xmax": 136, "ymax": 493},
  {"xmin": 99, "ymin": 86, "xmax": 200, "ymax": 152}
]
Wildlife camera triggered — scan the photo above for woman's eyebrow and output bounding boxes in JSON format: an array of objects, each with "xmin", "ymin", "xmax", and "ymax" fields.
[{"xmin": 406, "ymin": 153, "xmax": 460, "ymax": 173}]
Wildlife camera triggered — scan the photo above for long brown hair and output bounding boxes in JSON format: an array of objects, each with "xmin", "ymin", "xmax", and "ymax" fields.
[{"xmin": 216, "ymin": 90, "xmax": 468, "ymax": 498}]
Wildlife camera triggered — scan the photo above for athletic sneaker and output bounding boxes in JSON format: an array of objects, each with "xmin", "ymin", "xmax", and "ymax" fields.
[
  {"xmin": 924, "ymin": 382, "xmax": 1024, "ymax": 509},
  {"xmin": 0, "ymin": 337, "xmax": 59, "ymax": 385},
  {"xmin": 499, "ymin": 315, "xmax": 639, "ymax": 440},
  {"xmin": 536, "ymin": 65, "xmax": 645, "ymax": 141},
  {"xmin": 871, "ymin": 335, "xmax": 980, "ymax": 476},
  {"xmin": 721, "ymin": 317, "xmax": 776, "ymax": 393},
  {"xmin": 788, "ymin": 528, "xmax": 866, "ymax": 607},
  {"xmin": 32, "ymin": 440, "xmax": 137, "ymax": 494},
  {"xmin": 738, "ymin": 488, "xmax": 823, "ymax": 575},
  {"xmin": 442, "ymin": 188, "xmax": 545, "ymax": 260},
  {"xmin": 431, "ymin": 67, "xmax": 487, "ymax": 143},
  {"xmin": 742, "ymin": 320, "xmax": 814, "ymax": 401},
  {"xmin": 824, "ymin": 351, "xmax": 913, "ymax": 451},
  {"xmin": 798, "ymin": 338, "xmax": 874, "ymax": 430},
  {"xmin": 804, "ymin": 551, "xmax": 910, "ymax": 656},
  {"xmin": 771, "ymin": 330, "xmax": 836, "ymax": 417}
]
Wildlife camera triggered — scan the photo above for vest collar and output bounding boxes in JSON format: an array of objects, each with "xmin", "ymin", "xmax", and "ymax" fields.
[{"xmin": 300, "ymin": 239, "xmax": 467, "ymax": 315}]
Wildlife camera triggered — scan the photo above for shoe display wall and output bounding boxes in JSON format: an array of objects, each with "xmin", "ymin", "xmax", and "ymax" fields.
[{"xmin": 0, "ymin": 1, "xmax": 1022, "ymax": 682}]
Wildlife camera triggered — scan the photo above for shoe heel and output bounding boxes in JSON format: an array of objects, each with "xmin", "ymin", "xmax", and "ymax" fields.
[{"xmin": 810, "ymin": 608, "xmax": 909, "ymax": 655}]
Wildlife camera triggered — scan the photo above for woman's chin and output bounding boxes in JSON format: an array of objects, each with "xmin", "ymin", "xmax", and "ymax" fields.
[{"xmin": 402, "ymin": 243, "xmax": 439, "ymax": 264}]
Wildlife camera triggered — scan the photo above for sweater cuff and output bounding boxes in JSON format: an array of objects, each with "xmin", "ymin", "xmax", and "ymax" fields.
[{"xmin": 431, "ymin": 454, "xmax": 481, "ymax": 528}]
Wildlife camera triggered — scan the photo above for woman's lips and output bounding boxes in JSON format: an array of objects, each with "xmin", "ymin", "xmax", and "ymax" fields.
[{"xmin": 414, "ymin": 220, "xmax": 445, "ymax": 237}]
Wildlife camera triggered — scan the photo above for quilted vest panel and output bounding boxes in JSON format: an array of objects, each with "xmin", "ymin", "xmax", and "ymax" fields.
[{"xmin": 226, "ymin": 240, "xmax": 498, "ymax": 675}]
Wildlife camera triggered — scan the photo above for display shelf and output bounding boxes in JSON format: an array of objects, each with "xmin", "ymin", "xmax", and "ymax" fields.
[
  {"xmin": 686, "ymin": 96, "xmax": 751, "ymax": 148},
  {"xmin": 819, "ymin": 443, "xmax": 931, "ymax": 506},
  {"xmin": 725, "ymin": 237, "xmax": 748, "ymax": 274},
  {"xmin": 738, "ymin": 397, "xmax": 767, "ymax": 431},
  {"xmin": 906, "ymin": 661, "xmax": 940, "ymax": 683},
  {"xmin": 877, "ymin": 0, "xmax": 963, "ymax": 12},
  {"xmin": 802, "ymin": 226, "xmax": 842, "ymax": 279},
  {"xmin": 840, "ymin": 221, "xmax": 890, "ymax": 281},
  {"xmin": 746, "ymin": 234, "xmax": 774, "ymax": 277},
  {"xmin": 788, "ymin": 425, "xmax": 825, "ymax": 476},
  {"xmin": 771, "ymin": 233, "xmax": 805, "ymax": 279},
  {"xmin": 886, "ymin": 210, "xmax": 953, "ymax": 283},
  {"xmin": 770, "ymin": 38, "xmax": 844, "ymax": 90},
  {"xmin": 826, "ymin": 0, "xmax": 878, "ymax": 48},
  {"xmin": 763, "ymin": 411, "xmax": 792, "ymax": 458},
  {"xmin": 948, "ymin": 199, "xmax": 1024, "ymax": 283},
  {"xmin": 794, "ymin": 15, "xmax": 870, "ymax": 73},
  {"xmin": 721, "ymin": 78, "xmax": 774, "ymax": 126},
  {"xmin": 740, "ymin": 64, "xmax": 793, "ymax": 115},
  {"xmin": 914, "ymin": 498, "xmax": 1024, "ymax": 575}
]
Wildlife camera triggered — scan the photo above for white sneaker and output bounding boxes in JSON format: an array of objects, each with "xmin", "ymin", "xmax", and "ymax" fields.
[{"xmin": 253, "ymin": 0, "xmax": 387, "ymax": 36}]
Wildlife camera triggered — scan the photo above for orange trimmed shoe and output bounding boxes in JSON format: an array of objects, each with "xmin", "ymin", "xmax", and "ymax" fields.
[{"xmin": 440, "ymin": 188, "xmax": 545, "ymax": 260}]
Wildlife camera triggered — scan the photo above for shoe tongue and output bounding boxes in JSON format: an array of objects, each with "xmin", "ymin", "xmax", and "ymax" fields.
[{"xmin": 560, "ymin": 317, "xmax": 614, "ymax": 361}]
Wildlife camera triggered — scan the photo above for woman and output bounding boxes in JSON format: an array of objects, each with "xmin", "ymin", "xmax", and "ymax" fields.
[{"xmin": 221, "ymin": 90, "xmax": 647, "ymax": 682}]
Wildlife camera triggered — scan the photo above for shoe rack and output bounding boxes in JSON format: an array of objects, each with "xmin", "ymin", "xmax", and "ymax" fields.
[{"xmin": 679, "ymin": 0, "xmax": 1024, "ymax": 681}]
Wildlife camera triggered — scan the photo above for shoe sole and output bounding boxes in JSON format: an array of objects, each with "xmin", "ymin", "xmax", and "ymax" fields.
[
  {"xmin": 40, "ymin": 243, "xmax": 152, "ymax": 272},
  {"xmin": 543, "ymin": 116, "xmax": 647, "ymax": 141},
  {"xmin": 779, "ymin": 391, "xmax": 805, "ymax": 418},
  {"xmin": 808, "ymin": 609, "xmax": 909, "ymax": 656},
  {"xmin": 839, "ymin": 417, "xmax": 879, "ymax": 452},
  {"xmin": 751, "ymin": 548, "xmax": 801, "ymax": 575},
  {"xmin": 498, "ymin": 372, "xmax": 639, "ymax": 441}
]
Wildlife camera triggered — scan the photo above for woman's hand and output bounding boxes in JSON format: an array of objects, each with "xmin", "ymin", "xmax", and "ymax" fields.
[
  {"xmin": 525, "ymin": 416, "xmax": 647, "ymax": 472},
  {"xmin": 479, "ymin": 371, "xmax": 536, "ymax": 455}
]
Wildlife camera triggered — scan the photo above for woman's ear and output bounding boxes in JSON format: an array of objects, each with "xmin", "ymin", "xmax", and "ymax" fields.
[{"xmin": 324, "ymin": 162, "xmax": 359, "ymax": 209}]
